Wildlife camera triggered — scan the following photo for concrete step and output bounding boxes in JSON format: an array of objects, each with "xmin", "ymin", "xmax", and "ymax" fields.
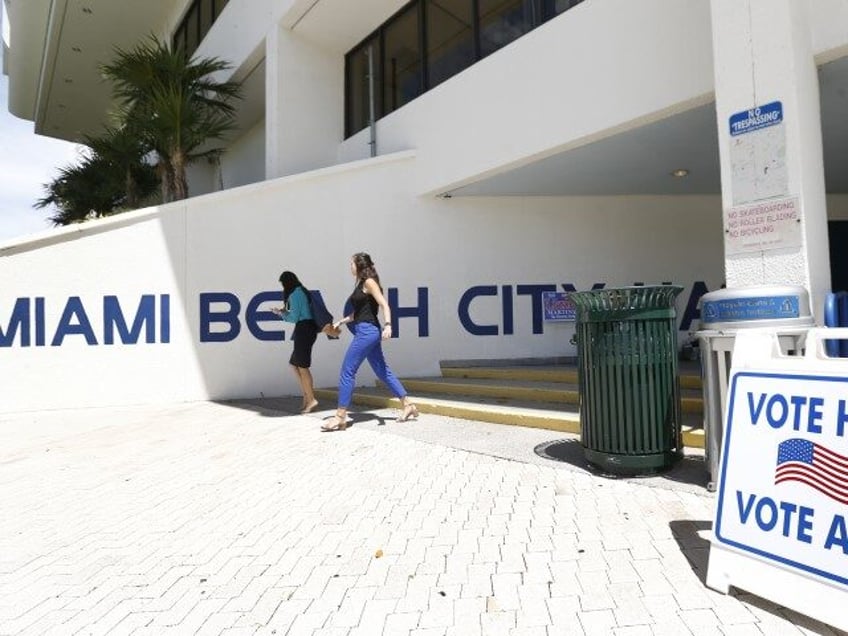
[
  {"xmin": 441, "ymin": 362, "xmax": 703, "ymax": 390},
  {"xmin": 392, "ymin": 376, "xmax": 705, "ymax": 414},
  {"xmin": 313, "ymin": 385, "xmax": 705, "ymax": 450}
]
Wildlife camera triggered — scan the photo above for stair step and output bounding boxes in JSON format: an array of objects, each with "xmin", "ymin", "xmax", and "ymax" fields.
[
  {"xmin": 441, "ymin": 364, "xmax": 703, "ymax": 391},
  {"xmin": 393, "ymin": 376, "xmax": 704, "ymax": 414},
  {"xmin": 313, "ymin": 386, "xmax": 705, "ymax": 449}
]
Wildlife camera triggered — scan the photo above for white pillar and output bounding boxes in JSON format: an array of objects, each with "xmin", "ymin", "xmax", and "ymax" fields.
[
  {"xmin": 710, "ymin": 0, "xmax": 831, "ymax": 321},
  {"xmin": 265, "ymin": 25, "xmax": 345, "ymax": 180}
]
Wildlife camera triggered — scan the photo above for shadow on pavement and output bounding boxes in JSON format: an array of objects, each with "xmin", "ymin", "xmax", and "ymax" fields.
[
  {"xmin": 669, "ymin": 518, "xmax": 712, "ymax": 584},
  {"xmin": 215, "ymin": 398, "xmax": 396, "ymax": 428},
  {"xmin": 213, "ymin": 397, "xmax": 301, "ymax": 417},
  {"xmin": 534, "ymin": 438, "xmax": 710, "ymax": 489}
]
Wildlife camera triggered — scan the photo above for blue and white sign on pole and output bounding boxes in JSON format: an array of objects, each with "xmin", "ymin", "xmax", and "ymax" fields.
[
  {"xmin": 729, "ymin": 101, "xmax": 783, "ymax": 136},
  {"xmin": 707, "ymin": 329, "xmax": 848, "ymax": 632}
]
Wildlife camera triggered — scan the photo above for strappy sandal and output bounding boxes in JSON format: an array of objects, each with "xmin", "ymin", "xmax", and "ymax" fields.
[
  {"xmin": 320, "ymin": 415, "xmax": 348, "ymax": 432},
  {"xmin": 398, "ymin": 403, "xmax": 419, "ymax": 422}
]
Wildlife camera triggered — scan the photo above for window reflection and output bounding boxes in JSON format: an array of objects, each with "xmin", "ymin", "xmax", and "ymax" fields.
[
  {"xmin": 427, "ymin": 0, "xmax": 475, "ymax": 89},
  {"xmin": 383, "ymin": 5, "xmax": 423, "ymax": 113},
  {"xmin": 346, "ymin": 37, "xmax": 382, "ymax": 137},
  {"xmin": 345, "ymin": 0, "xmax": 584, "ymax": 138},
  {"xmin": 478, "ymin": 0, "xmax": 536, "ymax": 57},
  {"xmin": 173, "ymin": 0, "xmax": 230, "ymax": 60}
]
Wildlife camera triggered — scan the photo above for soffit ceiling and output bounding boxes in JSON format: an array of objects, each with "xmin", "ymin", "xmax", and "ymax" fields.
[
  {"xmin": 35, "ymin": 0, "xmax": 175, "ymax": 140},
  {"xmin": 24, "ymin": 2, "xmax": 848, "ymax": 196},
  {"xmin": 449, "ymin": 55, "xmax": 848, "ymax": 196}
]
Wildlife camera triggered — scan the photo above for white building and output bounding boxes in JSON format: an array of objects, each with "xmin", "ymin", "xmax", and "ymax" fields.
[{"xmin": 2, "ymin": 0, "xmax": 847, "ymax": 413}]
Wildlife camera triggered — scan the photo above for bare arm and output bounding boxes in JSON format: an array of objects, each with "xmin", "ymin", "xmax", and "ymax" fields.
[{"xmin": 364, "ymin": 278, "xmax": 393, "ymax": 339}]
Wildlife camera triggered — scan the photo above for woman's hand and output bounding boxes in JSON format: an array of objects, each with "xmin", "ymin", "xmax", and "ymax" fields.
[{"xmin": 381, "ymin": 323, "xmax": 392, "ymax": 340}]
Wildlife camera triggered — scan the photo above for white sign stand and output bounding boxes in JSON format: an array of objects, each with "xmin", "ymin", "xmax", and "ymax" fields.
[{"xmin": 707, "ymin": 328, "xmax": 848, "ymax": 632}]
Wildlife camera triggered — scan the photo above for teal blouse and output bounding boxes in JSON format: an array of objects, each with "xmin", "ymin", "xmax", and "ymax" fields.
[{"xmin": 280, "ymin": 286, "xmax": 313, "ymax": 323}]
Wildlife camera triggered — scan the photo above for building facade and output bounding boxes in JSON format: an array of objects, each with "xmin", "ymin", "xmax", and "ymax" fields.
[{"xmin": 2, "ymin": 0, "xmax": 848, "ymax": 412}]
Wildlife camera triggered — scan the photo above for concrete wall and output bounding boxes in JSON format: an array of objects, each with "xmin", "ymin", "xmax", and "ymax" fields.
[
  {"xmin": 0, "ymin": 152, "xmax": 725, "ymax": 413},
  {"xmin": 222, "ymin": 118, "xmax": 266, "ymax": 189}
]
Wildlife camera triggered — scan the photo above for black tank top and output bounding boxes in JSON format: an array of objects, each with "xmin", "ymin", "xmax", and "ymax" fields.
[{"xmin": 349, "ymin": 280, "xmax": 380, "ymax": 326}]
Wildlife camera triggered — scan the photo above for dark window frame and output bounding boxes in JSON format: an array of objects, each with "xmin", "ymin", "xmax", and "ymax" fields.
[
  {"xmin": 344, "ymin": 0, "xmax": 584, "ymax": 139},
  {"xmin": 173, "ymin": 0, "xmax": 230, "ymax": 60}
]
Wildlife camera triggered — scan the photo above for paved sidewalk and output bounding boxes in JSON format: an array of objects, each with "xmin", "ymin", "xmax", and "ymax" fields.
[{"xmin": 0, "ymin": 400, "xmax": 844, "ymax": 636}]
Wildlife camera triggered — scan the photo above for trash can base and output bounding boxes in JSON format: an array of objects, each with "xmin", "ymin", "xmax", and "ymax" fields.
[{"xmin": 584, "ymin": 447, "xmax": 681, "ymax": 476}]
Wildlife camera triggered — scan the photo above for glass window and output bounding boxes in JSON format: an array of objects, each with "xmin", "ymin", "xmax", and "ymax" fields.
[
  {"xmin": 542, "ymin": 0, "xmax": 583, "ymax": 20},
  {"xmin": 214, "ymin": 0, "xmax": 229, "ymax": 20},
  {"xmin": 200, "ymin": 0, "xmax": 214, "ymax": 41},
  {"xmin": 382, "ymin": 4, "xmax": 422, "ymax": 115},
  {"xmin": 426, "ymin": 0, "xmax": 475, "ymax": 89},
  {"xmin": 478, "ymin": 0, "xmax": 537, "ymax": 57},
  {"xmin": 346, "ymin": 36, "xmax": 381, "ymax": 137},
  {"xmin": 173, "ymin": 24, "xmax": 186, "ymax": 57},
  {"xmin": 184, "ymin": 4, "xmax": 200, "ymax": 57}
]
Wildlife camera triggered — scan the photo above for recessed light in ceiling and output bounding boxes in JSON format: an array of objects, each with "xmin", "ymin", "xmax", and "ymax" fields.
[{"xmin": 670, "ymin": 168, "xmax": 690, "ymax": 178}]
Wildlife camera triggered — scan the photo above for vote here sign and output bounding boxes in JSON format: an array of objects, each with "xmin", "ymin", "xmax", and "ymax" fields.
[{"xmin": 714, "ymin": 371, "xmax": 848, "ymax": 587}]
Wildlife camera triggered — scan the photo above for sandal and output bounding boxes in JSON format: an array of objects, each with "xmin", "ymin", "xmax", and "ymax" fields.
[
  {"xmin": 320, "ymin": 415, "xmax": 348, "ymax": 432},
  {"xmin": 398, "ymin": 403, "xmax": 419, "ymax": 422}
]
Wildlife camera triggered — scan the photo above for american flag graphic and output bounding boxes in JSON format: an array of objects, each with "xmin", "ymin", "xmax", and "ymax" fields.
[{"xmin": 775, "ymin": 438, "xmax": 848, "ymax": 505}]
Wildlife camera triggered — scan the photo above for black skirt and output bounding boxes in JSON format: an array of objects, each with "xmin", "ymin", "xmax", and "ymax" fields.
[{"xmin": 290, "ymin": 320, "xmax": 319, "ymax": 368}]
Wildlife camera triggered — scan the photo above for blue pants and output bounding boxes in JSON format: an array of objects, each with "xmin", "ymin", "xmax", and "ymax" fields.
[{"xmin": 338, "ymin": 322, "xmax": 407, "ymax": 408}]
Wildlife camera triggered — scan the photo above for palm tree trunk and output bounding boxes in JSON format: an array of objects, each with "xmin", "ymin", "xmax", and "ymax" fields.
[
  {"xmin": 125, "ymin": 167, "xmax": 139, "ymax": 209},
  {"xmin": 171, "ymin": 151, "xmax": 189, "ymax": 201},
  {"xmin": 157, "ymin": 159, "xmax": 174, "ymax": 203}
]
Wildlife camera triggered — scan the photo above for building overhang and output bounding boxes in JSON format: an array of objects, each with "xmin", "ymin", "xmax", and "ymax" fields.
[
  {"xmin": 282, "ymin": 0, "xmax": 409, "ymax": 54},
  {"xmin": 5, "ymin": 0, "xmax": 174, "ymax": 142}
]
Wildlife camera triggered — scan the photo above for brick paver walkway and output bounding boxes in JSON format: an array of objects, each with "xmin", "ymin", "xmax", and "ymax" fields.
[{"xmin": 0, "ymin": 401, "xmax": 843, "ymax": 635}]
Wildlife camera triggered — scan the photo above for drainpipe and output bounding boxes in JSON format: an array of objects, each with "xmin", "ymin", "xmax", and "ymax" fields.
[{"xmin": 367, "ymin": 44, "xmax": 377, "ymax": 157}]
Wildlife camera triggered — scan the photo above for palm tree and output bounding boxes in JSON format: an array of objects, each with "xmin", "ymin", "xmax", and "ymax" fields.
[
  {"xmin": 36, "ymin": 130, "xmax": 159, "ymax": 226},
  {"xmin": 101, "ymin": 36, "xmax": 241, "ymax": 202},
  {"xmin": 35, "ymin": 154, "xmax": 124, "ymax": 225},
  {"xmin": 83, "ymin": 126, "xmax": 158, "ymax": 210}
]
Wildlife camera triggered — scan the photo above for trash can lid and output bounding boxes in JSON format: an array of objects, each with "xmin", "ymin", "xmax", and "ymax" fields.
[
  {"xmin": 569, "ymin": 285, "xmax": 683, "ymax": 322},
  {"xmin": 697, "ymin": 284, "xmax": 814, "ymax": 330}
]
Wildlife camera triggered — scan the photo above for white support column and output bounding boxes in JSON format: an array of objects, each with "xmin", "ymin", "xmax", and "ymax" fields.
[
  {"xmin": 710, "ymin": 0, "xmax": 831, "ymax": 322},
  {"xmin": 265, "ymin": 25, "xmax": 345, "ymax": 180}
]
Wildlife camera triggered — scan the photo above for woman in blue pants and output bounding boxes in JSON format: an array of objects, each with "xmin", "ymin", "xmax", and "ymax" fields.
[{"xmin": 322, "ymin": 252, "xmax": 418, "ymax": 431}]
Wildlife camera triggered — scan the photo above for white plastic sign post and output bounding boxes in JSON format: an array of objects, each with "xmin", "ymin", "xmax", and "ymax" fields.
[{"xmin": 707, "ymin": 328, "xmax": 848, "ymax": 631}]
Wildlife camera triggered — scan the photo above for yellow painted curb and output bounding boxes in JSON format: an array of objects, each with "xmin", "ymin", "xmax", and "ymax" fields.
[
  {"xmin": 399, "ymin": 379, "xmax": 580, "ymax": 404},
  {"xmin": 314, "ymin": 388, "xmax": 705, "ymax": 449}
]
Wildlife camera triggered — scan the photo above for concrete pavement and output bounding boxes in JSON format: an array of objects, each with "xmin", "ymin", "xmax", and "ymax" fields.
[{"xmin": 0, "ymin": 399, "xmax": 844, "ymax": 635}]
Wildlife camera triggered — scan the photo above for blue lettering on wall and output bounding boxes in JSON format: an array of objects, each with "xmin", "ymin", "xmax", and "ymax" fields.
[
  {"xmin": 388, "ymin": 287, "xmax": 429, "ymax": 337},
  {"xmin": 1, "ymin": 281, "xmax": 713, "ymax": 348},
  {"xmin": 104, "ymin": 295, "xmax": 157, "ymax": 345},
  {"xmin": 517, "ymin": 284, "xmax": 557, "ymax": 334},
  {"xmin": 199, "ymin": 292, "xmax": 242, "ymax": 343},
  {"xmin": 52, "ymin": 297, "xmax": 97, "ymax": 346},
  {"xmin": 0, "ymin": 298, "xmax": 30, "ymax": 347},
  {"xmin": 459, "ymin": 286, "xmax": 499, "ymax": 336},
  {"xmin": 680, "ymin": 280, "xmax": 709, "ymax": 331},
  {"xmin": 502, "ymin": 285, "xmax": 514, "ymax": 335},
  {"xmin": 35, "ymin": 297, "xmax": 45, "ymax": 346},
  {"xmin": 246, "ymin": 291, "xmax": 284, "ymax": 342},
  {"xmin": 1, "ymin": 295, "xmax": 171, "ymax": 347}
]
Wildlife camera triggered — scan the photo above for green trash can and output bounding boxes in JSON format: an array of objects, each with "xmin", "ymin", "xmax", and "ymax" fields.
[{"xmin": 569, "ymin": 286, "xmax": 684, "ymax": 475}]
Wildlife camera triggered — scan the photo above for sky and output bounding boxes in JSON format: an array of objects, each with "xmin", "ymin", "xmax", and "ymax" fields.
[{"xmin": 0, "ymin": 24, "xmax": 84, "ymax": 242}]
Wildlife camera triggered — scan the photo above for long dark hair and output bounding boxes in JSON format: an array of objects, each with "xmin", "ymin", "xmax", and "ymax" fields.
[
  {"xmin": 352, "ymin": 252, "xmax": 379, "ymax": 285},
  {"xmin": 279, "ymin": 270, "xmax": 306, "ymax": 301}
]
